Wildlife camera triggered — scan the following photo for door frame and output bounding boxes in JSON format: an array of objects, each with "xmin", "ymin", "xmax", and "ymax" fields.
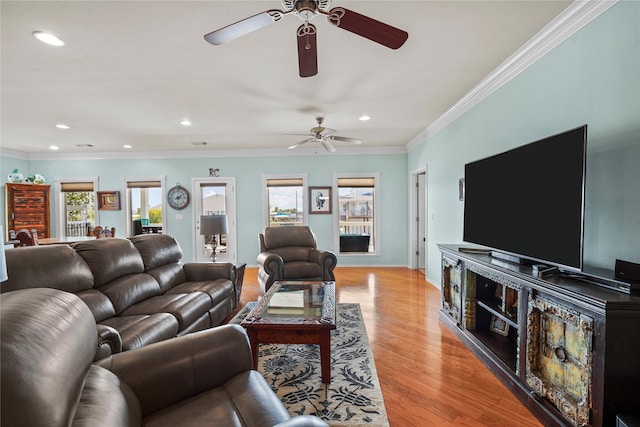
[
  {"xmin": 409, "ymin": 166, "xmax": 427, "ymax": 275},
  {"xmin": 192, "ymin": 177, "xmax": 237, "ymax": 263}
]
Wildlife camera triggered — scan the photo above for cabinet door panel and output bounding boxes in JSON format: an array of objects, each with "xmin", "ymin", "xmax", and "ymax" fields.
[
  {"xmin": 527, "ymin": 294, "xmax": 593, "ymax": 427},
  {"xmin": 6, "ymin": 183, "xmax": 51, "ymax": 238}
]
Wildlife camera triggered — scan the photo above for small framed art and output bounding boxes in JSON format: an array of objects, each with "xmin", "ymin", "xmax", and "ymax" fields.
[
  {"xmin": 97, "ymin": 191, "xmax": 121, "ymax": 210},
  {"xmin": 309, "ymin": 186, "xmax": 331, "ymax": 214}
]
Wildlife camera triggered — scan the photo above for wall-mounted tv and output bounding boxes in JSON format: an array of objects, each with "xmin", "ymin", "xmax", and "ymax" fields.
[{"xmin": 463, "ymin": 125, "xmax": 587, "ymax": 271}]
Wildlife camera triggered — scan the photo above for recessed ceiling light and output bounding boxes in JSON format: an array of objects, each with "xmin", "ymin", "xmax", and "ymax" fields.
[
  {"xmin": 56, "ymin": 124, "xmax": 70, "ymax": 129},
  {"xmin": 359, "ymin": 115, "xmax": 371, "ymax": 121},
  {"xmin": 49, "ymin": 145, "xmax": 60, "ymax": 151},
  {"xmin": 33, "ymin": 31, "xmax": 65, "ymax": 47},
  {"xmin": 123, "ymin": 145, "xmax": 132, "ymax": 149},
  {"xmin": 179, "ymin": 119, "xmax": 192, "ymax": 126}
]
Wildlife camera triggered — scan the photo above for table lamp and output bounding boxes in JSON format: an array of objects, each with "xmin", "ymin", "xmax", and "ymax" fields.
[{"xmin": 200, "ymin": 214, "xmax": 227, "ymax": 262}]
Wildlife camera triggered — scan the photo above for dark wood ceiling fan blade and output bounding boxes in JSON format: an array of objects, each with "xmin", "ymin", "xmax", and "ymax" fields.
[
  {"xmin": 297, "ymin": 23, "xmax": 318, "ymax": 78},
  {"xmin": 326, "ymin": 7, "xmax": 408, "ymax": 49},
  {"xmin": 204, "ymin": 10, "xmax": 286, "ymax": 45}
]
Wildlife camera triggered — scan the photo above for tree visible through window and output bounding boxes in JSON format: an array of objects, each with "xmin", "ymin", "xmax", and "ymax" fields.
[{"xmin": 61, "ymin": 182, "xmax": 95, "ymax": 237}]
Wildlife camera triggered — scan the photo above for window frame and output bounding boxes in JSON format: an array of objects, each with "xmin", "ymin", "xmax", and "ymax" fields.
[
  {"xmin": 261, "ymin": 173, "xmax": 308, "ymax": 230},
  {"xmin": 53, "ymin": 177, "xmax": 99, "ymax": 237},
  {"xmin": 333, "ymin": 172, "xmax": 380, "ymax": 256},
  {"xmin": 123, "ymin": 176, "xmax": 166, "ymax": 237}
]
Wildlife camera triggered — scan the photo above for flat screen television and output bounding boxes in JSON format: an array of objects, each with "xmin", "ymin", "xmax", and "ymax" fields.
[{"xmin": 463, "ymin": 125, "xmax": 587, "ymax": 271}]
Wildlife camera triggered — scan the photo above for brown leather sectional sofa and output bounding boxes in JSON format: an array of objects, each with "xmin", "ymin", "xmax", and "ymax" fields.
[
  {"xmin": 1, "ymin": 234, "xmax": 238, "ymax": 359},
  {"xmin": 1, "ymin": 287, "xmax": 329, "ymax": 426}
]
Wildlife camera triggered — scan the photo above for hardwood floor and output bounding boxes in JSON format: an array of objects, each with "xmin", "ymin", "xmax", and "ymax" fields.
[{"xmin": 238, "ymin": 267, "xmax": 542, "ymax": 427}]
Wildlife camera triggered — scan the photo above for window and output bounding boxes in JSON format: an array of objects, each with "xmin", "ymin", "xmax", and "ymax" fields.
[
  {"xmin": 263, "ymin": 175, "xmax": 306, "ymax": 228},
  {"xmin": 58, "ymin": 181, "xmax": 96, "ymax": 237},
  {"xmin": 335, "ymin": 174, "xmax": 379, "ymax": 254},
  {"xmin": 125, "ymin": 178, "xmax": 165, "ymax": 236}
]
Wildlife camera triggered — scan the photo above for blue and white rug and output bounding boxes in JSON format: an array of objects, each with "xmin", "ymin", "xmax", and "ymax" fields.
[{"xmin": 232, "ymin": 303, "xmax": 389, "ymax": 426}]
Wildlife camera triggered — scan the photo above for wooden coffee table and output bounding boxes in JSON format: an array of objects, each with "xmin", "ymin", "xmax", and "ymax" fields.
[{"xmin": 241, "ymin": 281, "xmax": 336, "ymax": 383}]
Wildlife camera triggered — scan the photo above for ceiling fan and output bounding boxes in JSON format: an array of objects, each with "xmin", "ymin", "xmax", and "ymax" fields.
[
  {"xmin": 287, "ymin": 116, "xmax": 362, "ymax": 152},
  {"xmin": 204, "ymin": 0, "xmax": 408, "ymax": 77}
]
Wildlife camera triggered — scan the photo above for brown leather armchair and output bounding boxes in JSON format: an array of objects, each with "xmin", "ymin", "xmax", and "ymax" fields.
[
  {"xmin": 1, "ymin": 288, "xmax": 328, "ymax": 427},
  {"xmin": 257, "ymin": 226, "xmax": 337, "ymax": 292}
]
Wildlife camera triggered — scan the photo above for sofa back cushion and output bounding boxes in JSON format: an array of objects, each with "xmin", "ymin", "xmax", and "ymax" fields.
[
  {"xmin": 1, "ymin": 288, "xmax": 98, "ymax": 426},
  {"xmin": 130, "ymin": 234, "xmax": 187, "ymax": 292},
  {"xmin": 74, "ymin": 239, "xmax": 145, "ymax": 286},
  {"xmin": 1, "ymin": 244, "xmax": 94, "ymax": 293},
  {"xmin": 130, "ymin": 234, "xmax": 183, "ymax": 270},
  {"xmin": 98, "ymin": 273, "xmax": 162, "ymax": 315}
]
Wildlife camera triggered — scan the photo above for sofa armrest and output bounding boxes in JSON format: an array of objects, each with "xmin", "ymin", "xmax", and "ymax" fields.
[
  {"xmin": 309, "ymin": 249, "xmax": 337, "ymax": 281},
  {"xmin": 95, "ymin": 324, "xmax": 252, "ymax": 416},
  {"xmin": 94, "ymin": 324, "xmax": 122, "ymax": 361},
  {"xmin": 257, "ymin": 252, "xmax": 283, "ymax": 278},
  {"xmin": 183, "ymin": 262, "xmax": 235, "ymax": 282},
  {"xmin": 274, "ymin": 415, "xmax": 329, "ymax": 427}
]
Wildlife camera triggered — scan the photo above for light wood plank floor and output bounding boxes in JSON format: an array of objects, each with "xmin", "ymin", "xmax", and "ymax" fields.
[{"xmin": 237, "ymin": 267, "xmax": 542, "ymax": 427}]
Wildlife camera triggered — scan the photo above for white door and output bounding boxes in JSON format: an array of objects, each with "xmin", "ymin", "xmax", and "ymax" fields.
[
  {"xmin": 417, "ymin": 172, "xmax": 427, "ymax": 272},
  {"xmin": 192, "ymin": 178, "xmax": 237, "ymax": 263}
]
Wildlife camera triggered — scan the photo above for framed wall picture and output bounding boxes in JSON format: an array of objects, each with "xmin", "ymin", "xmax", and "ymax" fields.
[
  {"xmin": 309, "ymin": 186, "xmax": 331, "ymax": 214},
  {"xmin": 97, "ymin": 191, "xmax": 121, "ymax": 210}
]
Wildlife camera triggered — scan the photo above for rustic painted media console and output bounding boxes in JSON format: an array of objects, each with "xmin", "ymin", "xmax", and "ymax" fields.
[{"xmin": 438, "ymin": 244, "xmax": 640, "ymax": 427}]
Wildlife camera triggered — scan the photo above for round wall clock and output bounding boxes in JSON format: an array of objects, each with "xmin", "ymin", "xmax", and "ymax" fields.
[{"xmin": 167, "ymin": 185, "xmax": 190, "ymax": 210}]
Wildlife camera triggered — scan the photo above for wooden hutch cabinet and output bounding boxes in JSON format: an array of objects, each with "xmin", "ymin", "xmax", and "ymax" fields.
[
  {"xmin": 439, "ymin": 244, "xmax": 640, "ymax": 427},
  {"xmin": 5, "ymin": 183, "xmax": 51, "ymax": 239}
]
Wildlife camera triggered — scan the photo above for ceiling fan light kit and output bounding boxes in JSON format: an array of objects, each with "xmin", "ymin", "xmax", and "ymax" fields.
[{"xmin": 204, "ymin": 0, "xmax": 408, "ymax": 78}]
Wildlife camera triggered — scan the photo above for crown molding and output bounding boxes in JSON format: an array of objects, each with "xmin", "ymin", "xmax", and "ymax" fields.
[
  {"xmin": 0, "ymin": 145, "xmax": 406, "ymax": 162},
  {"xmin": 406, "ymin": 0, "xmax": 619, "ymax": 153}
]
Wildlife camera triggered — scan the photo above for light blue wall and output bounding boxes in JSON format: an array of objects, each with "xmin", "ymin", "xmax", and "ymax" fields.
[
  {"xmin": 0, "ymin": 153, "xmax": 408, "ymax": 266},
  {"xmin": 409, "ymin": 0, "xmax": 640, "ymax": 285},
  {"xmin": 2, "ymin": 2, "xmax": 638, "ymax": 284}
]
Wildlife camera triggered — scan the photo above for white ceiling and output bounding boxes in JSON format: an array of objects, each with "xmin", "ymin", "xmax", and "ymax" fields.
[{"xmin": 1, "ymin": 0, "xmax": 573, "ymax": 156}]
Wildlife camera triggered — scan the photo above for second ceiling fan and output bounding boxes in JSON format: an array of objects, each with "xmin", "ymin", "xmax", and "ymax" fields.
[
  {"xmin": 287, "ymin": 116, "xmax": 362, "ymax": 153},
  {"xmin": 204, "ymin": 0, "xmax": 409, "ymax": 77}
]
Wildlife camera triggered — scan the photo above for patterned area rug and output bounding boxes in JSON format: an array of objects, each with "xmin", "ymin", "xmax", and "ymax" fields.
[{"xmin": 230, "ymin": 303, "xmax": 389, "ymax": 427}]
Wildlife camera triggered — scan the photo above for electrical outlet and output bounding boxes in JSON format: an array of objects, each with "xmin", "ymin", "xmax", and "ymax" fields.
[{"xmin": 176, "ymin": 214, "xmax": 184, "ymax": 221}]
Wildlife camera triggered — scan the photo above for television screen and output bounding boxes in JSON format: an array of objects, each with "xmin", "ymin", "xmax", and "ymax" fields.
[{"xmin": 463, "ymin": 125, "xmax": 587, "ymax": 271}]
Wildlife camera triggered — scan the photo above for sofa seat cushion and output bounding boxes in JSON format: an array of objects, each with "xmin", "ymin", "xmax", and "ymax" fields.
[
  {"xmin": 165, "ymin": 279, "xmax": 234, "ymax": 307},
  {"xmin": 142, "ymin": 371, "xmax": 291, "ymax": 427},
  {"xmin": 75, "ymin": 365, "xmax": 142, "ymax": 426},
  {"xmin": 122, "ymin": 293, "xmax": 212, "ymax": 332},
  {"xmin": 283, "ymin": 261, "xmax": 322, "ymax": 280},
  {"xmin": 100, "ymin": 314, "xmax": 179, "ymax": 351}
]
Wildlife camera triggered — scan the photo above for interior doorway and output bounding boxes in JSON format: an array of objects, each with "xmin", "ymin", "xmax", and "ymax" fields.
[{"xmin": 410, "ymin": 168, "xmax": 427, "ymax": 276}]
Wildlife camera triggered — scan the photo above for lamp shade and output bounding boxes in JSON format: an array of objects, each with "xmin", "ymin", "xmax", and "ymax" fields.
[{"xmin": 200, "ymin": 215, "xmax": 227, "ymax": 236}]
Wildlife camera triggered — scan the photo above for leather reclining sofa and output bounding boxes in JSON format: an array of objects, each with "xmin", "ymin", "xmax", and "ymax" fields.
[
  {"xmin": 1, "ymin": 287, "xmax": 329, "ymax": 427},
  {"xmin": 1, "ymin": 234, "xmax": 238, "ymax": 359}
]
